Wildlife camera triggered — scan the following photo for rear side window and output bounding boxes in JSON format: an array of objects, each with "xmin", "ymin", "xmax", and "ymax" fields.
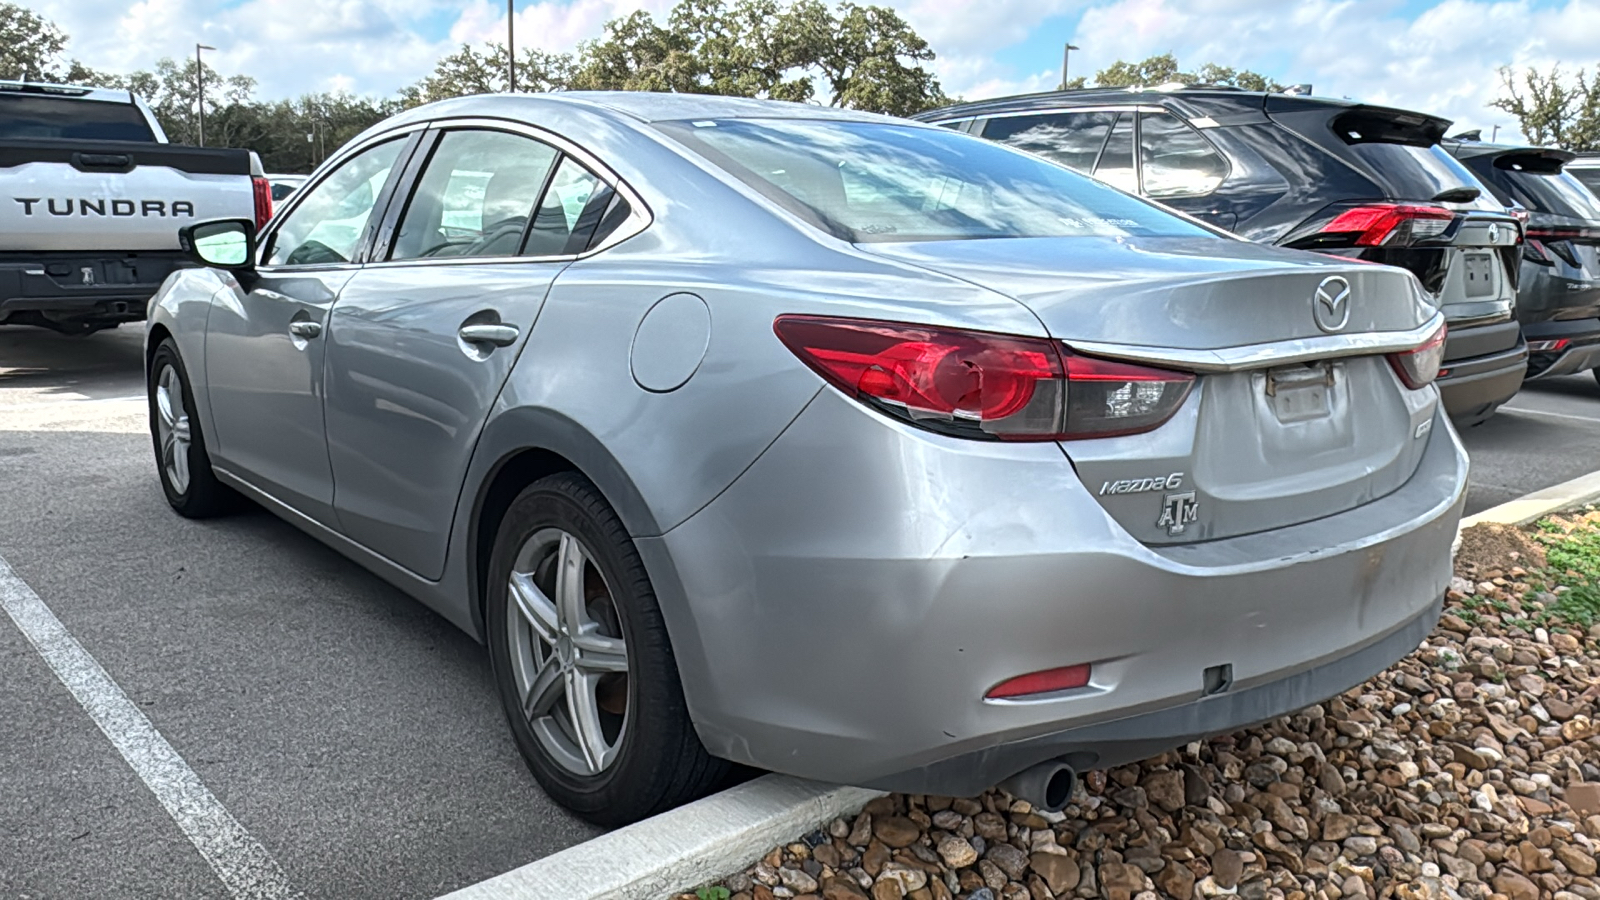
[
  {"xmin": 0, "ymin": 94, "xmax": 156, "ymax": 142},
  {"xmin": 1139, "ymin": 112, "xmax": 1228, "ymax": 197},
  {"xmin": 522, "ymin": 157, "xmax": 615, "ymax": 257},
  {"xmin": 389, "ymin": 129, "xmax": 559, "ymax": 261},
  {"xmin": 981, "ymin": 111, "xmax": 1115, "ymax": 173}
]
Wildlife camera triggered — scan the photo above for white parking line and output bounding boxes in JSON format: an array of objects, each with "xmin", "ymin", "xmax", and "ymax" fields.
[
  {"xmin": 0, "ymin": 554, "xmax": 297, "ymax": 900},
  {"xmin": 1500, "ymin": 405, "xmax": 1600, "ymax": 425}
]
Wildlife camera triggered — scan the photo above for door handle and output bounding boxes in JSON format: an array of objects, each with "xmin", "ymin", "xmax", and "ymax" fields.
[
  {"xmin": 458, "ymin": 323, "xmax": 520, "ymax": 347},
  {"xmin": 289, "ymin": 320, "xmax": 322, "ymax": 339}
]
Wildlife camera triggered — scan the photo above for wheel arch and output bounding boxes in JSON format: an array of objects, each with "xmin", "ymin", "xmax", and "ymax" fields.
[{"xmin": 463, "ymin": 406, "xmax": 665, "ymax": 642}]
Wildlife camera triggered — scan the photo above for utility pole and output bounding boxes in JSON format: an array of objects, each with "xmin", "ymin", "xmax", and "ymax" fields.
[
  {"xmin": 1491, "ymin": 124, "xmax": 1501, "ymax": 142},
  {"xmin": 1060, "ymin": 43, "xmax": 1080, "ymax": 90},
  {"xmin": 507, "ymin": 0, "xmax": 516, "ymax": 92},
  {"xmin": 195, "ymin": 43, "xmax": 216, "ymax": 146}
]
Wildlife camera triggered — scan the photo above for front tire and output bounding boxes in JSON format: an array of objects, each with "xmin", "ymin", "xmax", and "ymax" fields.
[
  {"xmin": 486, "ymin": 472, "xmax": 728, "ymax": 826},
  {"xmin": 148, "ymin": 339, "xmax": 232, "ymax": 517}
]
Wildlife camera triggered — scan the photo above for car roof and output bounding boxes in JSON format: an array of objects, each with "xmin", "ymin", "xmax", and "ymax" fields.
[
  {"xmin": 386, "ymin": 91, "xmax": 897, "ymax": 129},
  {"xmin": 0, "ymin": 80, "xmax": 138, "ymax": 105},
  {"xmin": 917, "ymin": 86, "xmax": 1360, "ymax": 120}
]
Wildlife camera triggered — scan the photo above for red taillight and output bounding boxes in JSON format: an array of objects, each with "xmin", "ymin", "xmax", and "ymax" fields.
[
  {"xmin": 1387, "ymin": 322, "xmax": 1448, "ymax": 390},
  {"xmin": 986, "ymin": 664, "xmax": 1092, "ymax": 699},
  {"xmin": 251, "ymin": 176, "xmax": 273, "ymax": 231},
  {"xmin": 1528, "ymin": 338, "xmax": 1571, "ymax": 353},
  {"xmin": 1321, "ymin": 204, "xmax": 1454, "ymax": 246},
  {"xmin": 773, "ymin": 315, "xmax": 1194, "ymax": 441}
]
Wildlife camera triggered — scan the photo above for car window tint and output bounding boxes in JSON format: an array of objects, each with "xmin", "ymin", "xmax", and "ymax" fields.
[
  {"xmin": 0, "ymin": 93, "xmax": 156, "ymax": 141},
  {"xmin": 982, "ymin": 111, "xmax": 1114, "ymax": 173},
  {"xmin": 1572, "ymin": 167, "xmax": 1600, "ymax": 199},
  {"xmin": 1139, "ymin": 112, "xmax": 1227, "ymax": 198},
  {"xmin": 265, "ymin": 139, "xmax": 405, "ymax": 267},
  {"xmin": 1502, "ymin": 169, "xmax": 1600, "ymax": 221},
  {"xmin": 1094, "ymin": 113, "xmax": 1138, "ymax": 193},
  {"xmin": 522, "ymin": 157, "xmax": 614, "ymax": 257},
  {"xmin": 390, "ymin": 130, "xmax": 559, "ymax": 261},
  {"xmin": 657, "ymin": 118, "xmax": 1211, "ymax": 243}
]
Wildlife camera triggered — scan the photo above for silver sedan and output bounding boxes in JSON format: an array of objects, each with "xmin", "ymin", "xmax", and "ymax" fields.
[{"xmin": 148, "ymin": 93, "xmax": 1467, "ymax": 825}]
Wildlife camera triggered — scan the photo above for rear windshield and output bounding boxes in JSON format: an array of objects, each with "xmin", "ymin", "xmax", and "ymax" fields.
[
  {"xmin": 1572, "ymin": 166, "xmax": 1600, "ymax": 198},
  {"xmin": 657, "ymin": 118, "xmax": 1213, "ymax": 243},
  {"xmin": 1345, "ymin": 142, "xmax": 1487, "ymax": 203},
  {"xmin": 1503, "ymin": 168, "xmax": 1600, "ymax": 221},
  {"xmin": 0, "ymin": 94, "xmax": 156, "ymax": 142}
]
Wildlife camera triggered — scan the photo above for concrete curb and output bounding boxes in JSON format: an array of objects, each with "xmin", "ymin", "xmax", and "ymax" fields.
[
  {"xmin": 436, "ymin": 775, "xmax": 884, "ymax": 900},
  {"xmin": 1460, "ymin": 469, "xmax": 1600, "ymax": 529}
]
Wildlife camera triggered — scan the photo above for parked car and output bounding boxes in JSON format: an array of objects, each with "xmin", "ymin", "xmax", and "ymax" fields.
[
  {"xmin": 150, "ymin": 93, "xmax": 1467, "ymax": 825},
  {"xmin": 917, "ymin": 88, "xmax": 1527, "ymax": 426},
  {"xmin": 0, "ymin": 80, "xmax": 270, "ymax": 335},
  {"xmin": 266, "ymin": 173, "xmax": 308, "ymax": 206},
  {"xmin": 1445, "ymin": 140, "xmax": 1600, "ymax": 386},
  {"xmin": 1567, "ymin": 153, "xmax": 1600, "ymax": 200}
]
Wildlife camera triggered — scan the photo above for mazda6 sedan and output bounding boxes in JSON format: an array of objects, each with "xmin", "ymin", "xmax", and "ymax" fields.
[{"xmin": 148, "ymin": 92, "xmax": 1468, "ymax": 826}]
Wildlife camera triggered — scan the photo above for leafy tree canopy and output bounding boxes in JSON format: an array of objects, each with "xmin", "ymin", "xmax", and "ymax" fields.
[
  {"xmin": 1078, "ymin": 52, "xmax": 1284, "ymax": 92},
  {"xmin": 1492, "ymin": 64, "xmax": 1600, "ymax": 151}
]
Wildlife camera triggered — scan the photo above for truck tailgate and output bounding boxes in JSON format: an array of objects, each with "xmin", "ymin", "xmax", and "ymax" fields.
[{"xmin": 0, "ymin": 139, "xmax": 255, "ymax": 252}]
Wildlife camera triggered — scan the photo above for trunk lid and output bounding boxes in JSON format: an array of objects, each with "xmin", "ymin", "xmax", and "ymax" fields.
[{"xmin": 861, "ymin": 235, "xmax": 1441, "ymax": 543}]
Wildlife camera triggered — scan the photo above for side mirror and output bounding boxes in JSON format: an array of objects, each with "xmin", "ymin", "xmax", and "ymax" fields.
[{"xmin": 179, "ymin": 219, "xmax": 257, "ymax": 270}]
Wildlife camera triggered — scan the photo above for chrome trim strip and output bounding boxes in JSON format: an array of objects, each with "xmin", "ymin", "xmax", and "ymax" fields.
[{"xmin": 1064, "ymin": 313, "xmax": 1447, "ymax": 373}]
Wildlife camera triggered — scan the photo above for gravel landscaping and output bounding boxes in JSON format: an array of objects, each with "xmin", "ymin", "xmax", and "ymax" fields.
[{"xmin": 677, "ymin": 510, "xmax": 1600, "ymax": 900}]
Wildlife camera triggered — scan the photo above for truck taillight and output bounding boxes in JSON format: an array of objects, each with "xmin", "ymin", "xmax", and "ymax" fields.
[
  {"xmin": 773, "ymin": 315, "xmax": 1194, "ymax": 441},
  {"xmin": 251, "ymin": 176, "xmax": 273, "ymax": 230},
  {"xmin": 1321, "ymin": 204, "xmax": 1454, "ymax": 246},
  {"xmin": 1387, "ymin": 322, "xmax": 1448, "ymax": 390}
]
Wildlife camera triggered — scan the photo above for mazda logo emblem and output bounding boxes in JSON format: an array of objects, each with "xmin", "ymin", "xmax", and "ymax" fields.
[{"xmin": 1313, "ymin": 275, "xmax": 1352, "ymax": 333}]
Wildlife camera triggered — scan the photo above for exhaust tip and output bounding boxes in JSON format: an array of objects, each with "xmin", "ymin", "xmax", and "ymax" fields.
[{"xmin": 997, "ymin": 760, "xmax": 1077, "ymax": 813}]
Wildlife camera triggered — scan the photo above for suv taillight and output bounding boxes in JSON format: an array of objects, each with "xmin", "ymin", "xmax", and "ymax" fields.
[
  {"xmin": 251, "ymin": 176, "xmax": 273, "ymax": 231},
  {"xmin": 773, "ymin": 315, "xmax": 1194, "ymax": 441},
  {"xmin": 1387, "ymin": 321, "xmax": 1448, "ymax": 389},
  {"xmin": 1321, "ymin": 204, "xmax": 1454, "ymax": 246}
]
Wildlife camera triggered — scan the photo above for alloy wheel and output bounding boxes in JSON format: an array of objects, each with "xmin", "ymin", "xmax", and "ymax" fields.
[
  {"xmin": 154, "ymin": 363, "xmax": 192, "ymax": 495},
  {"xmin": 505, "ymin": 528, "xmax": 631, "ymax": 776}
]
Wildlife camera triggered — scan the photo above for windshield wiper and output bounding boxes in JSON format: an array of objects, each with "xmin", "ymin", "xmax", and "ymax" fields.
[{"xmin": 1431, "ymin": 187, "xmax": 1481, "ymax": 203}]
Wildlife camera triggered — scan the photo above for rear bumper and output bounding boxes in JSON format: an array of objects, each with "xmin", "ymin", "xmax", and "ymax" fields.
[
  {"xmin": 643, "ymin": 392, "xmax": 1468, "ymax": 793},
  {"xmin": 1522, "ymin": 318, "xmax": 1600, "ymax": 379},
  {"xmin": 0, "ymin": 253, "xmax": 184, "ymax": 322},
  {"xmin": 1437, "ymin": 333, "xmax": 1527, "ymax": 426}
]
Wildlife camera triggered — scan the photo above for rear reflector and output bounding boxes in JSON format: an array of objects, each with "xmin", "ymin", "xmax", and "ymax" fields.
[
  {"xmin": 1528, "ymin": 339, "xmax": 1571, "ymax": 353},
  {"xmin": 1321, "ymin": 204, "xmax": 1454, "ymax": 246},
  {"xmin": 773, "ymin": 315, "xmax": 1194, "ymax": 441},
  {"xmin": 251, "ymin": 176, "xmax": 274, "ymax": 231},
  {"xmin": 1386, "ymin": 321, "xmax": 1448, "ymax": 390},
  {"xmin": 986, "ymin": 664, "xmax": 1092, "ymax": 699}
]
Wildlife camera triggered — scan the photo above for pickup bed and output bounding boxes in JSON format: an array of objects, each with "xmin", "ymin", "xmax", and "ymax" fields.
[{"xmin": 0, "ymin": 82, "xmax": 268, "ymax": 334}]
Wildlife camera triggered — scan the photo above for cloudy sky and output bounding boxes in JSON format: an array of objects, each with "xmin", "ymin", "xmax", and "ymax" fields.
[{"xmin": 26, "ymin": 0, "xmax": 1600, "ymax": 140}]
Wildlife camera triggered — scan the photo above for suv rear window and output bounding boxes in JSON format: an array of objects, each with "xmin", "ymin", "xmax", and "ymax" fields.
[
  {"xmin": 1345, "ymin": 141, "xmax": 1484, "ymax": 203},
  {"xmin": 0, "ymin": 94, "xmax": 156, "ymax": 142},
  {"xmin": 659, "ymin": 118, "xmax": 1210, "ymax": 243},
  {"xmin": 1572, "ymin": 166, "xmax": 1600, "ymax": 198},
  {"xmin": 1502, "ymin": 167, "xmax": 1600, "ymax": 221}
]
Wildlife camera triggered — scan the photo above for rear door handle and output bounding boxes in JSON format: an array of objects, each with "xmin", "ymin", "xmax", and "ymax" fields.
[
  {"xmin": 289, "ymin": 320, "xmax": 322, "ymax": 339},
  {"xmin": 458, "ymin": 323, "xmax": 520, "ymax": 347}
]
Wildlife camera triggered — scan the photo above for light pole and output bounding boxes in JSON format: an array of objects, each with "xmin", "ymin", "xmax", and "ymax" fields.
[
  {"xmin": 1060, "ymin": 43, "xmax": 1079, "ymax": 90},
  {"xmin": 1491, "ymin": 124, "xmax": 1501, "ymax": 142},
  {"xmin": 195, "ymin": 43, "xmax": 216, "ymax": 146},
  {"xmin": 507, "ymin": 0, "xmax": 516, "ymax": 92}
]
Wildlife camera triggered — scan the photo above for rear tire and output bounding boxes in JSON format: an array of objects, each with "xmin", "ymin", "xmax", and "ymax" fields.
[
  {"xmin": 486, "ymin": 472, "xmax": 728, "ymax": 826},
  {"xmin": 148, "ymin": 340, "xmax": 233, "ymax": 518}
]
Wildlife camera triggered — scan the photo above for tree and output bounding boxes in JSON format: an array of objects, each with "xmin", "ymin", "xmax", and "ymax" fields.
[
  {"xmin": 1491, "ymin": 64, "xmax": 1600, "ymax": 151},
  {"xmin": 1090, "ymin": 52, "xmax": 1283, "ymax": 91},
  {"xmin": 0, "ymin": 1, "xmax": 119, "ymax": 85},
  {"xmin": 402, "ymin": 0, "xmax": 949, "ymax": 116}
]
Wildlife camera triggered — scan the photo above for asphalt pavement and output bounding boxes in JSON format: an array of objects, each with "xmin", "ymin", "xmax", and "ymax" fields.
[
  {"xmin": 0, "ymin": 325, "xmax": 598, "ymax": 899},
  {"xmin": 1, "ymin": 323, "xmax": 1596, "ymax": 899}
]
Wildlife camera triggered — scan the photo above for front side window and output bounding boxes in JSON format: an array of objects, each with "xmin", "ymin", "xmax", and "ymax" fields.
[
  {"xmin": 657, "ymin": 118, "xmax": 1210, "ymax": 243},
  {"xmin": 1139, "ymin": 112, "xmax": 1228, "ymax": 198},
  {"xmin": 981, "ymin": 111, "xmax": 1115, "ymax": 173},
  {"xmin": 390, "ymin": 130, "xmax": 560, "ymax": 261},
  {"xmin": 265, "ymin": 138, "xmax": 405, "ymax": 267}
]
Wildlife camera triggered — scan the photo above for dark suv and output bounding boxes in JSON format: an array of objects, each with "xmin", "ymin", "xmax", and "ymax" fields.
[
  {"xmin": 917, "ymin": 88, "xmax": 1527, "ymax": 425},
  {"xmin": 1446, "ymin": 140, "xmax": 1600, "ymax": 386}
]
